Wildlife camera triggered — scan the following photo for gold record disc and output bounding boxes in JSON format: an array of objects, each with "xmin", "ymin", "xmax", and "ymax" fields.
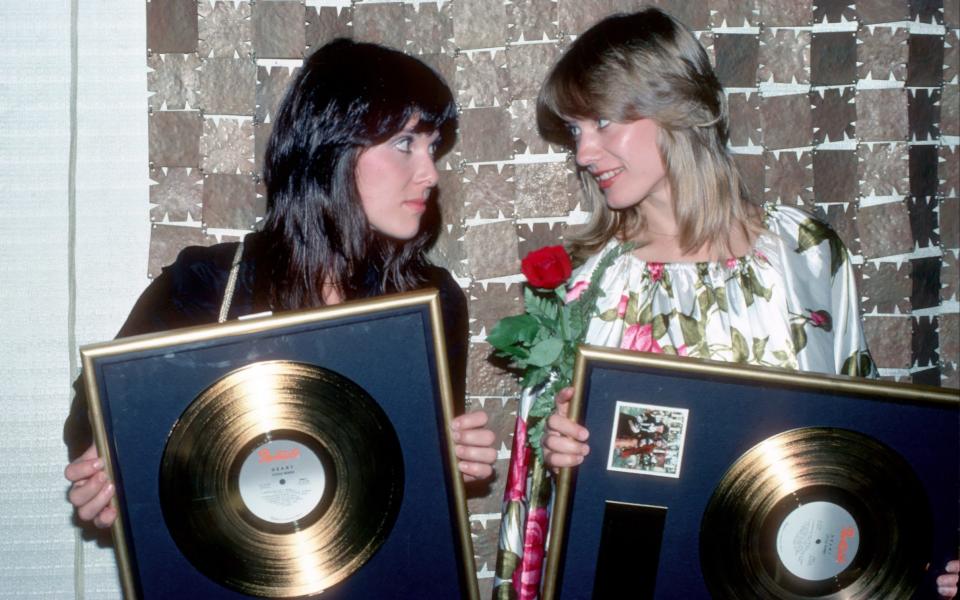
[
  {"xmin": 699, "ymin": 428, "xmax": 932, "ymax": 600},
  {"xmin": 159, "ymin": 360, "xmax": 404, "ymax": 598}
]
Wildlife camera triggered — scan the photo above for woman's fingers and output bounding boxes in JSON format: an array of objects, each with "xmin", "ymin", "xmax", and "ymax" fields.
[
  {"xmin": 546, "ymin": 412, "xmax": 588, "ymax": 442},
  {"xmin": 74, "ymin": 478, "xmax": 115, "ymax": 525},
  {"xmin": 451, "ymin": 410, "xmax": 488, "ymax": 431},
  {"xmin": 64, "ymin": 444, "xmax": 102, "ymax": 483}
]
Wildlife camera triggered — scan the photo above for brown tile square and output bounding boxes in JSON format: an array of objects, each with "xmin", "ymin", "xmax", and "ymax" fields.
[
  {"xmin": 198, "ymin": 1, "xmax": 252, "ymax": 58},
  {"xmin": 459, "ymin": 107, "xmax": 512, "ymax": 163},
  {"xmin": 517, "ymin": 222, "xmax": 566, "ymax": 259},
  {"xmin": 857, "ymin": 201, "xmax": 913, "ymax": 258},
  {"xmin": 764, "ymin": 151, "xmax": 813, "ymax": 207},
  {"xmin": 148, "ymin": 223, "xmax": 216, "ymax": 278},
  {"xmin": 468, "ymin": 282, "xmax": 523, "ymax": 338},
  {"xmin": 148, "ymin": 53, "xmax": 201, "ymax": 111},
  {"xmin": 558, "ymin": 0, "xmax": 617, "ymax": 35},
  {"xmin": 453, "ymin": 0, "xmax": 507, "ymax": 49},
  {"xmin": 860, "ymin": 262, "xmax": 911, "ymax": 313},
  {"xmin": 813, "ymin": 150, "xmax": 858, "ymax": 204},
  {"xmin": 514, "ymin": 163, "xmax": 570, "ymax": 218},
  {"xmin": 948, "ymin": 0, "xmax": 960, "ymax": 28},
  {"xmin": 201, "ymin": 117, "xmax": 255, "ymax": 175},
  {"xmin": 857, "ymin": 26, "xmax": 908, "ymax": 81},
  {"xmin": 510, "ymin": 99, "xmax": 551, "ymax": 155},
  {"xmin": 939, "ymin": 313, "xmax": 960, "ymax": 366},
  {"xmin": 819, "ymin": 202, "xmax": 860, "ymax": 254},
  {"xmin": 436, "ymin": 169, "xmax": 466, "ymax": 226},
  {"xmin": 863, "ymin": 316, "xmax": 913, "ymax": 368},
  {"xmin": 945, "ymin": 30, "xmax": 959, "ymax": 84},
  {"xmin": 941, "ymin": 363, "xmax": 959, "ymax": 389},
  {"xmin": 911, "ymin": 0, "xmax": 945, "ymax": 24},
  {"xmin": 148, "ymin": 0, "xmax": 198, "ymax": 54},
  {"xmin": 149, "ymin": 167, "xmax": 203, "ymax": 222},
  {"xmin": 734, "ymin": 154, "xmax": 764, "ymax": 204},
  {"xmin": 507, "ymin": 43, "xmax": 559, "ymax": 101},
  {"xmin": 427, "ymin": 222, "xmax": 468, "ymax": 278},
  {"xmin": 419, "ymin": 54, "xmax": 457, "ymax": 105},
  {"xmin": 654, "ymin": 0, "xmax": 710, "ymax": 29},
  {"xmin": 405, "ymin": 2, "xmax": 454, "ymax": 55},
  {"xmin": 714, "ymin": 34, "xmax": 759, "ymax": 88},
  {"xmin": 256, "ymin": 66, "xmax": 297, "ymax": 125},
  {"xmin": 305, "ymin": 6, "xmax": 352, "ymax": 50},
  {"xmin": 856, "ymin": 88, "xmax": 908, "ymax": 142},
  {"xmin": 811, "ymin": 87, "xmax": 856, "ymax": 144},
  {"xmin": 465, "ymin": 221, "xmax": 520, "ymax": 280},
  {"xmin": 942, "ymin": 84, "xmax": 959, "ymax": 137},
  {"xmin": 907, "ymin": 34, "xmax": 944, "ymax": 86},
  {"xmin": 813, "ymin": 0, "xmax": 856, "ymax": 23},
  {"xmin": 466, "ymin": 343, "xmax": 521, "ymax": 396},
  {"xmin": 856, "ymin": 2, "xmax": 910, "ymax": 24},
  {"xmin": 759, "ymin": 28, "xmax": 809, "ymax": 84},
  {"xmin": 353, "ymin": 2, "xmax": 405, "ymax": 50},
  {"xmin": 810, "ymin": 32, "xmax": 857, "ymax": 85},
  {"xmin": 759, "ymin": 0, "xmax": 813, "ymax": 25},
  {"xmin": 710, "ymin": 0, "xmax": 758, "ymax": 27},
  {"xmin": 508, "ymin": 0, "xmax": 559, "ymax": 42},
  {"xmin": 202, "ymin": 173, "xmax": 259, "ymax": 229},
  {"xmin": 469, "ymin": 508, "xmax": 503, "ymax": 565},
  {"xmin": 697, "ymin": 30, "xmax": 716, "ymax": 67},
  {"xmin": 908, "ymin": 88, "xmax": 941, "ymax": 142},
  {"xmin": 254, "ymin": 122, "xmax": 271, "ymax": 177},
  {"xmin": 252, "ymin": 1, "xmax": 304, "ymax": 59},
  {"xmin": 940, "ymin": 147, "xmax": 959, "ymax": 198},
  {"xmin": 200, "ymin": 58, "xmax": 256, "ymax": 116},
  {"xmin": 463, "ymin": 164, "xmax": 516, "ymax": 220},
  {"xmin": 908, "ymin": 195, "xmax": 940, "ymax": 248},
  {"xmin": 761, "ymin": 94, "xmax": 812, "ymax": 149},
  {"xmin": 727, "ymin": 92, "xmax": 762, "ymax": 147},
  {"xmin": 941, "ymin": 198, "xmax": 959, "ymax": 248},
  {"xmin": 455, "ymin": 50, "xmax": 508, "ymax": 109},
  {"xmin": 149, "ymin": 111, "xmax": 201, "ymax": 167},
  {"xmin": 858, "ymin": 143, "xmax": 909, "ymax": 196}
]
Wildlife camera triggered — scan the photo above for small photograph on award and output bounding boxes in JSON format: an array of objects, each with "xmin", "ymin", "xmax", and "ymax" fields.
[{"xmin": 606, "ymin": 401, "xmax": 689, "ymax": 478}]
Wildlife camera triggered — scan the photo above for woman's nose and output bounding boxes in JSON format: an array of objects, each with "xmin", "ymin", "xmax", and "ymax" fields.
[{"xmin": 574, "ymin": 131, "xmax": 599, "ymax": 167}]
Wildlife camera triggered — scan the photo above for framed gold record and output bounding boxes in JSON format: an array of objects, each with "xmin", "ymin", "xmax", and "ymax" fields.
[
  {"xmin": 544, "ymin": 345, "xmax": 959, "ymax": 599},
  {"xmin": 79, "ymin": 290, "xmax": 478, "ymax": 599}
]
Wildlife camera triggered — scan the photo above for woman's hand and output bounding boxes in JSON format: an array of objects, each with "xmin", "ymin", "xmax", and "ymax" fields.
[
  {"xmin": 451, "ymin": 410, "xmax": 497, "ymax": 482},
  {"xmin": 64, "ymin": 443, "xmax": 117, "ymax": 528},
  {"xmin": 542, "ymin": 387, "xmax": 590, "ymax": 470},
  {"xmin": 938, "ymin": 560, "xmax": 959, "ymax": 598}
]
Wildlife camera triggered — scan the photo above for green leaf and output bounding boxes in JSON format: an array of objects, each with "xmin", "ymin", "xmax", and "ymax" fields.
[
  {"xmin": 746, "ymin": 266, "xmax": 773, "ymax": 301},
  {"xmin": 527, "ymin": 337, "xmax": 564, "ymax": 367},
  {"xmin": 841, "ymin": 351, "xmax": 875, "ymax": 377},
  {"xmin": 598, "ymin": 308, "xmax": 619, "ymax": 321},
  {"xmin": 487, "ymin": 314, "xmax": 539, "ymax": 350},
  {"xmin": 697, "ymin": 289, "xmax": 714, "ymax": 316},
  {"xmin": 772, "ymin": 350, "xmax": 790, "ymax": 362},
  {"xmin": 828, "ymin": 236, "xmax": 847, "ymax": 277},
  {"xmin": 752, "ymin": 336, "xmax": 769, "ymax": 361},
  {"xmin": 652, "ymin": 313, "xmax": 669, "ymax": 339},
  {"xmin": 716, "ymin": 287, "xmax": 729, "ymax": 312},
  {"xmin": 637, "ymin": 301, "xmax": 652, "ymax": 327},
  {"xmin": 678, "ymin": 312, "xmax": 702, "ymax": 346},
  {"xmin": 731, "ymin": 328, "xmax": 749, "ymax": 363},
  {"xmin": 790, "ymin": 322, "xmax": 808, "ymax": 353},
  {"xmin": 796, "ymin": 217, "xmax": 831, "ymax": 254},
  {"xmin": 661, "ymin": 270, "xmax": 673, "ymax": 297}
]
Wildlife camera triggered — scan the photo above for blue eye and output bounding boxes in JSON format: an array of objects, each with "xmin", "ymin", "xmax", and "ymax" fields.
[
  {"xmin": 597, "ymin": 118, "xmax": 611, "ymax": 129},
  {"xmin": 566, "ymin": 123, "xmax": 581, "ymax": 139},
  {"xmin": 394, "ymin": 136, "xmax": 412, "ymax": 152}
]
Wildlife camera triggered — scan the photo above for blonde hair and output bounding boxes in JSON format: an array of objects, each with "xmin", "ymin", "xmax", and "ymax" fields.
[{"xmin": 538, "ymin": 8, "xmax": 758, "ymax": 261}]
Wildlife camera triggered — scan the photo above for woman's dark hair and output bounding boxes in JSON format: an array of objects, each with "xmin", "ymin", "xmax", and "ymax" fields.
[{"xmin": 261, "ymin": 39, "xmax": 458, "ymax": 310}]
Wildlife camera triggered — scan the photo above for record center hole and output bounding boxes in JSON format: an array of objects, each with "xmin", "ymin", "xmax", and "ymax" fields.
[{"xmin": 815, "ymin": 539, "xmax": 821, "ymax": 544}]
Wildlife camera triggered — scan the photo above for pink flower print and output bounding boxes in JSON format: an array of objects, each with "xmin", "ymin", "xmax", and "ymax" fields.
[
  {"xmin": 505, "ymin": 418, "xmax": 529, "ymax": 502},
  {"xmin": 565, "ymin": 280, "xmax": 589, "ymax": 303},
  {"xmin": 648, "ymin": 262, "xmax": 665, "ymax": 282},
  {"xmin": 620, "ymin": 323, "xmax": 664, "ymax": 354},
  {"xmin": 676, "ymin": 344, "xmax": 688, "ymax": 356},
  {"xmin": 617, "ymin": 294, "xmax": 629, "ymax": 318},
  {"xmin": 807, "ymin": 309, "xmax": 832, "ymax": 332},
  {"xmin": 725, "ymin": 257, "xmax": 738, "ymax": 269},
  {"xmin": 754, "ymin": 249, "xmax": 769, "ymax": 263},
  {"xmin": 515, "ymin": 507, "xmax": 550, "ymax": 600}
]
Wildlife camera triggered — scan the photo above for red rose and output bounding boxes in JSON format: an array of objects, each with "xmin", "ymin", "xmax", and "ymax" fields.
[{"xmin": 521, "ymin": 246, "xmax": 572, "ymax": 289}]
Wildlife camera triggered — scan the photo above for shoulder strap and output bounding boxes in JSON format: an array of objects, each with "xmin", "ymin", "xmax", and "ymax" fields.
[{"xmin": 218, "ymin": 241, "xmax": 245, "ymax": 323}]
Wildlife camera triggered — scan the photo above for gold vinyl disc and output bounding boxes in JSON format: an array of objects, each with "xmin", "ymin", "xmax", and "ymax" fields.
[
  {"xmin": 159, "ymin": 360, "xmax": 403, "ymax": 598},
  {"xmin": 699, "ymin": 428, "xmax": 931, "ymax": 600}
]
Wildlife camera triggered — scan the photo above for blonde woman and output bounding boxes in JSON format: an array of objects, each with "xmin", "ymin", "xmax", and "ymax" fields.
[{"xmin": 494, "ymin": 8, "xmax": 885, "ymax": 598}]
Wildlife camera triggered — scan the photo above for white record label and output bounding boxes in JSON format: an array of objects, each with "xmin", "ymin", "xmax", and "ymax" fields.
[
  {"xmin": 238, "ymin": 439, "xmax": 326, "ymax": 524},
  {"xmin": 776, "ymin": 501, "xmax": 860, "ymax": 581}
]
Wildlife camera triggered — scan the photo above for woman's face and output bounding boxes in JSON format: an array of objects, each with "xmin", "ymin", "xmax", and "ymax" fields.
[
  {"xmin": 355, "ymin": 116, "xmax": 440, "ymax": 240},
  {"xmin": 567, "ymin": 116, "xmax": 669, "ymax": 210}
]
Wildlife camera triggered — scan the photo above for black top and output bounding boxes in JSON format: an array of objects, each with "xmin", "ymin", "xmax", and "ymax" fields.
[{"xmin": 64, "ymin": 232, "xmax": 469, "ymax": 459}]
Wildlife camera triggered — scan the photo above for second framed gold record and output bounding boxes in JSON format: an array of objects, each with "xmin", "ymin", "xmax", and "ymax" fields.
[
  {"xmin": 159, "ymin": 360, "xmax": 404, "ymax": 598},
  {"xmin": 699, "ymin": 427, "xmax": 932, "ymax": 600}
]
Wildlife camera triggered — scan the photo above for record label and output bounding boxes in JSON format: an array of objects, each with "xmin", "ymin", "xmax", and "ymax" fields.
[
  {"xmin": 238, "ymin": 439, "xmax": 327, "ymax": 524},
  {"xmin": 775, "ymin": 501, "xmax": 859, "ymax": 581}
]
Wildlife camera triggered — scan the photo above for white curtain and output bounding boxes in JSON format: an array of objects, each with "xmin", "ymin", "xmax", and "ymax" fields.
[{"xmin": 0, "ymin": 1, "xmax": 148, "ymax": 597}]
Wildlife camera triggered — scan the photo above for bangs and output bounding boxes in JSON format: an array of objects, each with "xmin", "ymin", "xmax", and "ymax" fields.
[{"xmin": 537, "ymin": 60, "xmax": 607, "ymax": 148}]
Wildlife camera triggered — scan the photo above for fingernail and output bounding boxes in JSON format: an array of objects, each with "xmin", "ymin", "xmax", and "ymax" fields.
[
  {"xmin": 93, "ymin": 460, "xmax": 102, "ymax": 469},
  {"xmin": 106, "ymin": 483, "xmax": 114, "ymax": 494}
]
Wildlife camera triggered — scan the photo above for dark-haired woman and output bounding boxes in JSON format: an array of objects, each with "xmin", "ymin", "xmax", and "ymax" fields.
[{"xmin": 65, "ymin": 39, "xmax": 496, "ymax": 528}]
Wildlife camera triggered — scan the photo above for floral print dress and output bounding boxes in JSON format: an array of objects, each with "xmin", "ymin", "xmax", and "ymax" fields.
[{"xmin": 493, "ymin": 204, "xmax": 877, "ymax": 599}]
